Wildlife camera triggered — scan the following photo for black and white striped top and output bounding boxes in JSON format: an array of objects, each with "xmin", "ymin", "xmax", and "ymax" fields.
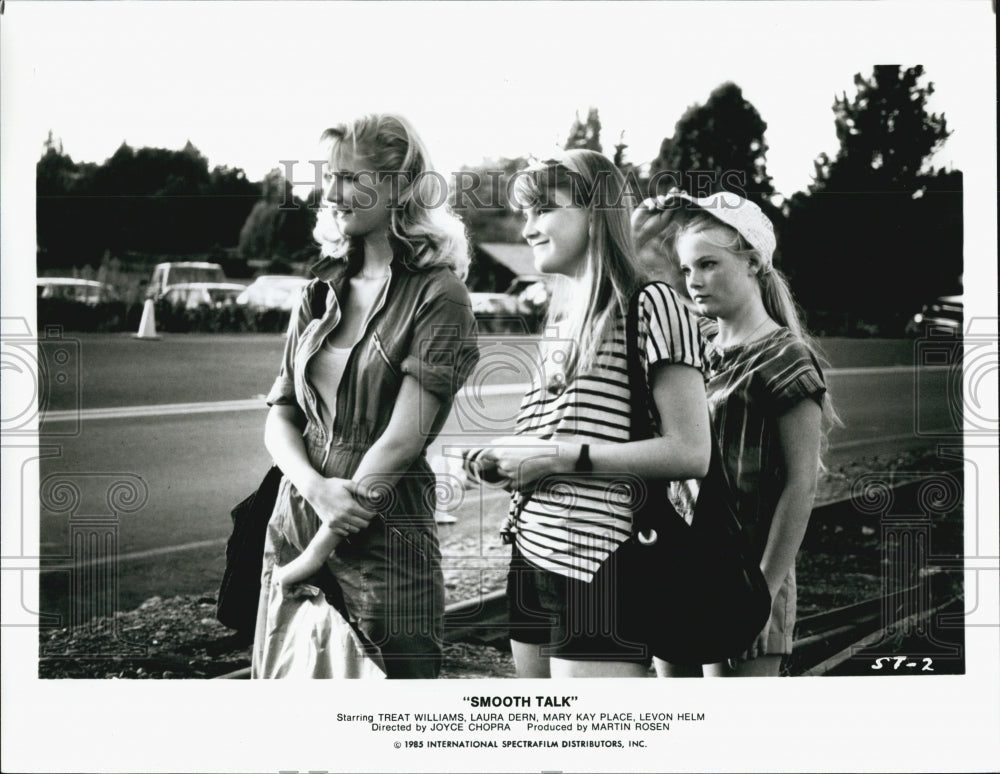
[{"xmin": 511, "ymin": 282, "xmax": 706, "ymax": 582}]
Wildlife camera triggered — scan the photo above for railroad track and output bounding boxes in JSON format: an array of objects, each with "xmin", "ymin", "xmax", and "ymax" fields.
[{"xmin": 217, "ymin": 476, "xmax": 963, "ymax": 678}]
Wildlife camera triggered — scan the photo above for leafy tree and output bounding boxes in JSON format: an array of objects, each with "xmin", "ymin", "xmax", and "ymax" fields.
[
  {"xmin": 36, "ymin": 135, "xmax": 106, "ymax": 267},
  {"xmin": 451, "ymin": 156, "xmax": 529, "ymax": 246},
  {"xmin": 206, "ymin": 164, "xmax": 262, "ymax": 253},
  {"xmin": 648, "ymin": 82, "xmax": 775, "ymax": 204},
  {"xmin": 782, "ymin": 66, "xmax": 959, "ymax": 334},
  {"xmin": 612, "ymin": 130, "xmax": 628, "ymax": 170},
  {"xmin": 237, "ymin": 169, "xmax": 315, "ymax": 261},
  {"xmin": 564, "ymin": 107, "xmax": 602, "ymax": 152},
  {"xmin": 810, "ymin": 65, "xmax": 949, "ymax": 196},
  {"xmin": 37, "ymin": 136, "xmax": 262, "ymax": 270}
]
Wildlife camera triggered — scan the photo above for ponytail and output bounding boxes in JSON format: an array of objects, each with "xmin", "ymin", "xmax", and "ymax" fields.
[
  {"xmin": 757, "ymin": 266, "xmax": 843, "ymax": 456},
  {"xmin": 758, "ymin": 266, "xmax": 805, "ymax": 340}
]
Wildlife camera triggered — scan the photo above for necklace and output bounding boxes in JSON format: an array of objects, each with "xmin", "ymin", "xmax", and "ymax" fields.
[
  {"xmin": 357, "ymin": 268, "xmax": 391, "ymax": 281},
  {"xmin": 721, "ymin": 317, "xmax": 772, "ymax": 349}
]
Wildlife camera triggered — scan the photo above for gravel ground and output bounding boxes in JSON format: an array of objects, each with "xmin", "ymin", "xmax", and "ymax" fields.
[{"xmin": 38, "ymin": 448, "xmax": 960, "ymax": 679}]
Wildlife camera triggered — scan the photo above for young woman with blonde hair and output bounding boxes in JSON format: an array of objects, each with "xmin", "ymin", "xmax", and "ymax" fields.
[
  {"xmin": 642, "ymin": 190, "xmax": 838, "ymax": 677},
  {"xmin": 253, "ymin": 113, "xmax": 479, "ymax": 678},
  {"xmin": 466, "ymin": 151, "xmax": 711, "ymax": 678}
]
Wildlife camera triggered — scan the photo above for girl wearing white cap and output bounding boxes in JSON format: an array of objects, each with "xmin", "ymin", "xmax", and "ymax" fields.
[{"xmin": 642, "ymin": 190, "xmax": 837, "ymax": 677}]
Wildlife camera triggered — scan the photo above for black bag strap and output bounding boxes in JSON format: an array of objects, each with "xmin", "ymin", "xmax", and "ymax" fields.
[
  {"xmin": 625, "ymin": 282, "xmax": 660, "ymax": 445},
  {"xmin": 624, "ymin": 283, "xmax": 742, "ymax": 540},
  {"xmin": 625, "ymin": 282, "xmax": 676, "ymax": 536}
]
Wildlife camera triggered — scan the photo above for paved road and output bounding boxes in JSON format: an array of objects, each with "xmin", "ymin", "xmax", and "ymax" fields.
[
  {"xmin": 41, "ymin": 332, "xmax": 928, "ymax": 410},
  {"xmin": 29, "ymin": 335, "xmax": 961, "ymax": 624}
]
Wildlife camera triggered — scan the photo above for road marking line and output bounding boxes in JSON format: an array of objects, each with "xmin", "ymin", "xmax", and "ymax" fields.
[
  {"xmin": 43, "ymin": 398, "xmax": 265, "ymax": 423},
  {"xmin": 39, "ymin": 537, "xmax": 228, "ymax": 572},
  {"xmin": 42, "ymin": 365, "xmax": 951, "ymax": 424},
  {"xmin": 41, "ymin": 383, "xmax": 530, "ymax": 423},
  {"xmin": 828, "ymin": 366, "xmax": 953, "ymax": 377},
  {"xmin": 832, "ymin": 430, "xmax": 958, "ymax": 450}
]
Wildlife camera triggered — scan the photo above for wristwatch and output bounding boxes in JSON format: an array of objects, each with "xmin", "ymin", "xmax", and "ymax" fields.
[{"xmin": 574, "ymin": 443, "xmax": 593, "ymax": 473}]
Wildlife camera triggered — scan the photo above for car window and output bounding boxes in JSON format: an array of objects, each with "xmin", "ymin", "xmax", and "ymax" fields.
[
  {"xmin": 206, "ymin": 288, "xmax": 239, "ymax": 304},
  {"xmin": 168, "ymin": 266, "xmax": 226, "ymax": 284}
]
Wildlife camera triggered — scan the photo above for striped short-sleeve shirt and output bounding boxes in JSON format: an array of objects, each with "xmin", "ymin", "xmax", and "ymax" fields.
[
  {"xmin": 701, "ymin": 320, "xmax": 827, "ymax": 553},
  {"xmin": 511, "ymin": 282, "xmax": 706, "ymax": 582}
]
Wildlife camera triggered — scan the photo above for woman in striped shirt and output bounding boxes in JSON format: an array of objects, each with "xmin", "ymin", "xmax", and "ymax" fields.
[
  {"xmin": 649, "ymin": 190, "xmax": 838, "ymax": 677},
  {"xmin": 467, "ymin": 152, "xmax": 711, "ymax": 678}
]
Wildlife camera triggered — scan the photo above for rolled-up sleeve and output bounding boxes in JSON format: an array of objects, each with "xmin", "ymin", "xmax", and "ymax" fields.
[
  {"xmin": 399, "ymin": 273, "xmax": 480, "ymax": 402},
  {"xmin": 265, "ymin": 282, "xmax": 315, "ymax": 407}
]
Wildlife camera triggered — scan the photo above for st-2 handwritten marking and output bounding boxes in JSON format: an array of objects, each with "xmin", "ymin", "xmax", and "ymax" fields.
[{"xmin": 871, "ymin": 656, "xmax": 934, "ymax": 671}]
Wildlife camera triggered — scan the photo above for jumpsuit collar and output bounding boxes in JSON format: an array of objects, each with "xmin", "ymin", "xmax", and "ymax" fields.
[{"xmin": 309, "ymin": 237, "xmax": 416, "ymax": 295}]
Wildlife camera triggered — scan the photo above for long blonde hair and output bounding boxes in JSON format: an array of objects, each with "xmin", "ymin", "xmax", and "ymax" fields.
[
  {"xmin": 511, "ymin": 150, "xmax": 640, "ymax": 382},
  {"xmin": 313, "ymin": 113, "xmax": 469, "ymax": 279}
]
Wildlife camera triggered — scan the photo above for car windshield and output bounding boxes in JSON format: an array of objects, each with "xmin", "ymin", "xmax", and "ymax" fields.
[
  {"xmin": 926, "ymin": 298, "xmax": 963, "ymax": 318},
  {"xmin": 206, "ymin": 288, "xmax": 239, "ymax": 303},
  {"xmin": 258, "ymin": 277, "xmax": 303, "ymax": 288},
  {"xmin": 169, "ymin": 266, "xmax": 226, "ymax": 284},
  {"xmin": 39, "ymin": 281, "xmax": 112, "ymax": 303}
]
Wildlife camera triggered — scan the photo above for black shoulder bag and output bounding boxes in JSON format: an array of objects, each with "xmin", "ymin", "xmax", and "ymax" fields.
[
  {"xmin": 216, "ymin": 280, "xmax": 329, "ymax": 634},
  {"xmin": 620, "ymin": 284, "xmax": 771, "ymax": 665}
]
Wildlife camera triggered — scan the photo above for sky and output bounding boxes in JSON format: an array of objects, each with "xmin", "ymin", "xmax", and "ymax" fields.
[{"xmin": 2, "ymin": 1, "xmax": 990, "ymax": 199}]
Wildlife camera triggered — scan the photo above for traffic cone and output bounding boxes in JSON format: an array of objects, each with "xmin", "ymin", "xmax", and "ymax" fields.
[{"xmin": 134, "ymin": 299, "xmax": 161, "ymax": 340}]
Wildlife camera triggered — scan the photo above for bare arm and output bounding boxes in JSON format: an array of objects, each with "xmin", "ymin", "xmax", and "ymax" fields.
[
  {"xmin": 267, "ymin": 376, "xmax": 440, "ymax": 582},
  {"xmin": 351, "ymin": 374, "xmax": 443, "ymax": 497},
  {"xmin": 590, "ymin": 361, "xmax": 710, "ymax": 479},
  {"xmin": 759, "ymin": 398, "xmax": 822, "ymax": 598},
  {"xmin": 489, "ymin": 361, "xmax": 711, "ymax": 486},
  {"xmin": 273, "ymin": 527, "xmax": 341, "ymax": 587}
]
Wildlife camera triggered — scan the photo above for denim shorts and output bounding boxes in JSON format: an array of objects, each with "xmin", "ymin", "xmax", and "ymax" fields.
[{"xmin": 506, "ymin": 545, "xmax": 652, "ymax": 664}]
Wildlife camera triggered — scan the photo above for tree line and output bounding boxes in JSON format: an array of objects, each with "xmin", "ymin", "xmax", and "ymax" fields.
[{"xmin": 37, "ymin": 65, "xmax": 962, "ymax": 335}]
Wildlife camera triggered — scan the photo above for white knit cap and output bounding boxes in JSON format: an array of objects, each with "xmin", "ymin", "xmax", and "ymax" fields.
[{"xmin": 660, "ymin": 190, "xmax": 776, "ymax": 268}]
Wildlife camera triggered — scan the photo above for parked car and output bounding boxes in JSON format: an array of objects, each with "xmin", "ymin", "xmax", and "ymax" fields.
[
  {"xmin": 37, "ymin": 278, "xmax": 118, "ymax": 305},
  {"xmin": 160, "ymin": 282, "xmax": 246, "ymax": 310},
  {"xmin": 469, "ymin": 291, "xmax": 519, "ymax": 317},
  {"xmin": 236, "ymin": 275, "xmax": 310, "ymax": 311},
  {"xmin": 905, "ymin": 295, "xmax": 963, "ymax": 336},
  {"xmin": 470, "ymin": 275, "xmax": 551, "ymax": 316},
  {"xmin": 145, "ymin": 262, "xmax": 228, "ymax": 300},
  {"xmin": 470, "ymin": 275, "xmax": 552, "ymax": 334}
]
